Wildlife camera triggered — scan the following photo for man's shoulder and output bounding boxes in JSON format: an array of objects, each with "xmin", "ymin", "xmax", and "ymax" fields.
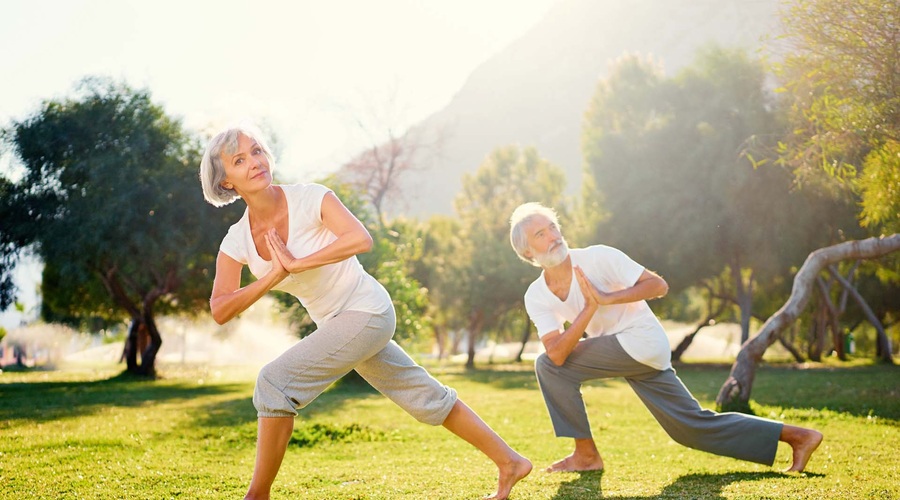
[{"xmin": 524, "ymin": 274, "xmax": 549, "ymax": 301}]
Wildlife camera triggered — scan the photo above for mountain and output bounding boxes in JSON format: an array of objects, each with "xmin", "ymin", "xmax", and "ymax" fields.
[{"xmin": 388, "ymin": 0, "xmax": 784, "ymax": 216}]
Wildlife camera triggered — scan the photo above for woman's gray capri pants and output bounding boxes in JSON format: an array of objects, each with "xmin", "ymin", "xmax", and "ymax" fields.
[
  {"xmin": 254, "ymin": 306, "xmax": 457, "ymax": 425},
  {"xmin": 535, "ymin": 334, "xmax": 783, "ymax": 465}
]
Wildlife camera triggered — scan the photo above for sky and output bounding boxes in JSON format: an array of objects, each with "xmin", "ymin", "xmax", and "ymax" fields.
[
  {"xmin": 0, "ymin": 0, "xmax": 558, "ymax": 329},
  {"xmin": 1, "ymin": 0, "xmax": 558, "ymax": 181}
]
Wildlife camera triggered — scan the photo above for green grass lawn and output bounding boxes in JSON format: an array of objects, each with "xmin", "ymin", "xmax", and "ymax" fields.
[{"xmin": 1, "ymin": 359, "xmax": 898, "ymax": 499}]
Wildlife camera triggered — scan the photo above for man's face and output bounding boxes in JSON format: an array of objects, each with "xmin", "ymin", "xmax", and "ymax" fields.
[{"xmin": 525, "ymin": 215, "xmax": 569, "ymax": 268}]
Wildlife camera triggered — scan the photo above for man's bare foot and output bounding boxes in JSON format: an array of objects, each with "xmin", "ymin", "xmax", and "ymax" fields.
[
  {"xmin": 545, "ymin": 452, "xmax": 604, "ymax": 473},
  {"xmin": 484, "ymin": 454, "xmax": 533, "ymax": 500},
  {"xmin": 783, "ymin": 426, "xmax": 823, "ymax": 472}
]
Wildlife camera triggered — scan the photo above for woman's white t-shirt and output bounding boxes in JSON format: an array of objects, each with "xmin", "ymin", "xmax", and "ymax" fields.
[
  {"xmin": 524, "ymin": 245, "xmax": 671, "ymax": 370},
  {"xmin": 218, "ymin": 183, "xmax": 391, "ymax": 326}
]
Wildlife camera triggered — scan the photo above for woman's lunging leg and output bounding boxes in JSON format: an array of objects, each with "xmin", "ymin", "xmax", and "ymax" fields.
[
  {"xmin": 245, "ymin": 416, "xmax": 294, "ymax": 500},
  {"xmin": 442, "ymin": 400, "xmax": 533, "ymax": 500}
]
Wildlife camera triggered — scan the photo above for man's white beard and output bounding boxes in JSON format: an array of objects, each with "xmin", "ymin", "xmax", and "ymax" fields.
[{"xmin": 534, "ymin": 239, "xmax": 569, "ymax": 268}]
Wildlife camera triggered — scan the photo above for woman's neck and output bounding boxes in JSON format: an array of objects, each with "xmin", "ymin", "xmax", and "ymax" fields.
[{"xmin": 244, "ymin": 185, "xmax": 283, "ymax": 223}]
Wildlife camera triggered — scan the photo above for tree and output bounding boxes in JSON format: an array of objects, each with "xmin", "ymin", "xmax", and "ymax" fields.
[
  {"xmin": 1, "ymin": 77, "xmax": 241, "ymax": 376},
  {"xmin": 715, "ymin": 235, "xmax": 900, "ymax": 412},
  {"xmin": 716, "ymin": 0, "xmax": 900, "ymax": 408},
  {"xmin": 336, "ymin": 92, "xmax": 444, "ymax": 229},
  {"xmin": 413, "ymin": 215, "xmax": 471, "ymax": 359},
  {"xmin": 776, "ymin": 0, "xmax": 900, "ymax": 234},
  {"xmin": 453, "ymin": 145, "xmax": 567, "ymax": 368},
  {"xmin": 0, "ymin": 177, "xmax": 28, "ymax": 309},
  {"xmin": 582, "ymin": 48, "xmax": 836, "ymax": 344}
]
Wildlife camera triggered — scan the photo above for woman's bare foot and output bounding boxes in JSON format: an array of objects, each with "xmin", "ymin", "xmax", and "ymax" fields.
[
  {"xmin": 545, "ymin": 452, "xmax": 604, "ymax": 473},
  {"xmin": 485, "ymin": 454, "xmax": 533, "ymax": 500},
  {"xmin": 781, "ymin": 425, "xmax": 823, "ymax": 472}
]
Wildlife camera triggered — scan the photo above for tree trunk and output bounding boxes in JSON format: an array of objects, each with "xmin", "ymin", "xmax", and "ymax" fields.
[
  {"xmin": 715, "ymin": 234, "xmax": 900, "ymax": 412},
  {"xmin": 731, "ymin": 263, "xmax": 754, "ymax": 344},
  {"xmin": 817, "ymin": 276, "xmax": 845, "ymax": 360},
  {"xmin": 671, "ymin": 301, "xmax": 726, "ymax": 362},
  {"xmin": 123, "ymin": 317, "xmax": 141, "ymax": 372},
  {"xmin": 433, "ymin": 324, "xmax": 447, "ymax": 360},
  {"xmin": 778, "ymin": 336, "xmax": 806, "ymax": 363},
  {"xmin": 465, "ymin": 311, "xmax": 484, "ymax": 369},
  {"xmin": 827, "ymin": 265, "xmax": 894, "ymax": 364},
  {"xmin": 515, "ymin": 312, "xmax": 531, "ymax": 362},
  {"xmin": 137, "ymin": 304, "xmax": 163, "ymax": 377}
]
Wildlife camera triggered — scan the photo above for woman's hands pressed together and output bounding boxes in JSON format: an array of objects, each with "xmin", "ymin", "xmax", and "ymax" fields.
[{"xmin": 265, "ymin": 228, "xmax": 301, "ymax": 276}]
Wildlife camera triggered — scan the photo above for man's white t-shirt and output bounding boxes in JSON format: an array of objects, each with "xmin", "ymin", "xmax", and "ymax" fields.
[
  {"xmin": 218, "ymin": 183, "xmax": 391, "ymax": 326},
  {"xmin": 524, "ymin": 245, "xmax": 671, "ymax": 370}
]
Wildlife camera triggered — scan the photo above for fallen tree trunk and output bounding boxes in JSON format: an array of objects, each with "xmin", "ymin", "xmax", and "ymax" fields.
[{"xmin": 715, "ymin": 234, "xmax": 900, "ymax": 413}]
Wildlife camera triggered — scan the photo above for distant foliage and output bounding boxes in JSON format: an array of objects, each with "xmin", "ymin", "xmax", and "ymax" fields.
[{"xmin": 777, "ymin": 0, "xmax": 900, "ymax": 233}]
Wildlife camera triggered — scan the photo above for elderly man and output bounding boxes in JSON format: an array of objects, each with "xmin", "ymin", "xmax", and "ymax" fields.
[{"xmin": 508, "ymin": 202, "xmax": 822, "ymax": 473}]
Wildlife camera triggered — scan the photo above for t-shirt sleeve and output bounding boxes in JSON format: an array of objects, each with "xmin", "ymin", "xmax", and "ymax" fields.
[
  {"xmin": 219, "ymin": 222, "xmax": 247, "ymax": 264},
  {"xmin": 525, "ymin": 287, "xmax": 563, "ymax": 338},
  {"xmin": 593, "ymin": 245, "xmax": 644, "ymax": 288},
  {"xmin": 293, "ymin": 183, "xmax": 334, "ymax": 224}
]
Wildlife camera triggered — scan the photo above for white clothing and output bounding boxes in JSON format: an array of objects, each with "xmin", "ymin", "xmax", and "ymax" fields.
[
  {"xmin": 219, "ymin": 183, "xmax": 391, "ymax": 325},
  {"xmin": 524, "ymin": 245, "xmax": 672, "ymax": 370}
]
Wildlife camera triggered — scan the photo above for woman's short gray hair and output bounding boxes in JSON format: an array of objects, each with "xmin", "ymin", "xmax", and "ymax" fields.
[
  {"xmin": 199, "ymin": 123, "xmax": 274, "ymax": 207},
  {"xmin": 509, "ymin": 202, "xmax": 561, "ymax": 266}
]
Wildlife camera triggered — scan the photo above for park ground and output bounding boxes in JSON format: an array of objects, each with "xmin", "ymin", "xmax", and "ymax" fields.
[{"xmin": 1, "ymin": 351, "xmax": 898, "ymax": 499}]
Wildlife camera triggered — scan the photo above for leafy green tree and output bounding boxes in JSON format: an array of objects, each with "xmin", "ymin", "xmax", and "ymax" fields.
[
  {"xmin": 582, "ymin": 48, "xmax": 854, "ymax": 344},
  {"xmin": 411, "ymin": 215, "xmax": 467, "ymax": 358},
  {"xmin": 452, "ymin": 145, "xmax": 567, "ymax": 368},
  {"xmin": 777, "ymin": 0, "xmax": 900, "ymax": 234},
  {"xmin": 771, "ymin": 0, "xmax": 899, "ymax": 359},
  {"xmin": 715, "ymin": 0, "xmax": 900, "ymax": 410},
  {"xmin": 1, "ymin": 77, "xmax": 240, "ymax": 376}
]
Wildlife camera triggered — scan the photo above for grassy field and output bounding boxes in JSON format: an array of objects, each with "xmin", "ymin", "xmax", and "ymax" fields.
[{"xmin": 1, "ymin": 358, "xmax": 898, "ymax": 499}]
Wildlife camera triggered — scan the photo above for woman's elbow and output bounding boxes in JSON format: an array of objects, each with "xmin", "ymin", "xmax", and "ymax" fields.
[
  {"xmin": 210, "ymin": 302, "xmax": 232, "ymax": 325},
  {"xmin": 358, "ymin": 232, "xmax": 374, "ymax": 253}
]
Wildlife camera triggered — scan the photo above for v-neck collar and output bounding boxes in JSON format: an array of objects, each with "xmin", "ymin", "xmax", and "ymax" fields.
[
  {"xmin": 543, "ymin": 267, "xmax": 576, "ymax": 303},
  {"xmin": 246, "ymin": 185, "xmax": 289, "ymax": 262}
]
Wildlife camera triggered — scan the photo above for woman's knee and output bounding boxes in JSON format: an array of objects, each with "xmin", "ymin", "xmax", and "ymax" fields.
[{"xmin": 253, "ymin": 362, "xmax": 298, "ymax": 417}]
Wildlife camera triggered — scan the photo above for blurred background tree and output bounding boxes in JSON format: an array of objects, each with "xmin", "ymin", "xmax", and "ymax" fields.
[{"xmin": 0, "ymin": 77, "xmax": 241, "ymax": 376}]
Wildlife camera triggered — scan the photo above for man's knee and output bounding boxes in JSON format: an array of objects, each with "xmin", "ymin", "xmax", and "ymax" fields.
[{"xmin": 535, "ymin": 352, "xmax": 557, "ymax": 375}]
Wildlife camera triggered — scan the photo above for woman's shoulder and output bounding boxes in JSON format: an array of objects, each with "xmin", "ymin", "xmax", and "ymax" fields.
[{"xmin": 279, "ymin": 182, "xmax": 332, "ymax": 197}]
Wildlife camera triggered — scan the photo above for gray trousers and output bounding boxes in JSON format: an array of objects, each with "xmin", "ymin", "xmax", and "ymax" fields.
[
  {"xmin": 535, "ymin": 334, "xmax": 783, "ymax": 465},
  {"xmin": 254, "ymin": 306, "xmax": 457, "ymax": 425}
]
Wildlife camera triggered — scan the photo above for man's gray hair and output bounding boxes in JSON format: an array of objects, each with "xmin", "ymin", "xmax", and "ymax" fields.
[
  {"xmin": 509, "ymin": 202, "xmax": 561, "ymax": 267},
  {"xmin": 199, "ymin": 123, "xmax": 274, "ymax": 207}
]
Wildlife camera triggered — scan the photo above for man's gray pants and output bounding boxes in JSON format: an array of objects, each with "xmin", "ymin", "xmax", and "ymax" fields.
[{"xmin": 535, "ymin": 334, "xmax": 783, "ymax": 465}]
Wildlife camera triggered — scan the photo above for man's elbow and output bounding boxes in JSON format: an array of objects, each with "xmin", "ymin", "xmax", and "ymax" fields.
[{"xmin": 657, "ymin": 279, "xmax": 669, "ymax": 298}]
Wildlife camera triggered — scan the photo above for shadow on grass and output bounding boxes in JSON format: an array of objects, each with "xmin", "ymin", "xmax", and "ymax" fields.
[
  {"xmin": 0, "ymin": 371, "xmax": 242, "ymax": 423},
  {"xmin": 551, "ymin": 470, "xmax": 794, "ymax": 499},
  {"xmin": 551, "ymin": 470, "xmax": 604, "ymax": 499},
  {"xmin": 613, "ymin": 471, "xmax": 792, "ymax": 500}
]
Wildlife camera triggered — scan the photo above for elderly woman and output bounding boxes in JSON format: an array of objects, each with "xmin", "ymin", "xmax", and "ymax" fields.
[{"xmin": 199, "ymin": 124, "xmax": 531, "ymax": 500}]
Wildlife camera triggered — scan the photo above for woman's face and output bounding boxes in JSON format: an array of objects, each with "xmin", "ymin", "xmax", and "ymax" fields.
[{"xmin": 220, "ymin": 132, "xmax": 272, "ymax": 195}]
